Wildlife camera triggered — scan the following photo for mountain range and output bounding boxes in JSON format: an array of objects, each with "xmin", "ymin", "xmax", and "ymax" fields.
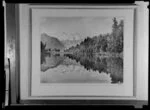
[
  {"xmin": 41, "ymin": 33, "xmax": 83, "ymax": 50},
  {"xmin": 61, "ymin": 39, "xmax": 83, "ymax": 49},
  {"xmin": 41, "ymin": 33, "xmax": 65, "ymax": 51}
]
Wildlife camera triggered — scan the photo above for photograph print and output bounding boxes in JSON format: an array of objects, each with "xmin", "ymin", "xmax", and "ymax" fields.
[{"xmin": 40, "ymin": 17, "xmax": 124, "ymax": 84}]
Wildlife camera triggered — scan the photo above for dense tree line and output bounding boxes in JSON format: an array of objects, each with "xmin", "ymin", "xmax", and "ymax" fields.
[
  {"xmin": 41, "ymin": 42, "xmax": 46, "ymax": 53},
  {"xmin": 66, "ymin": 18, "xmax": 124, "ymax": 55}
]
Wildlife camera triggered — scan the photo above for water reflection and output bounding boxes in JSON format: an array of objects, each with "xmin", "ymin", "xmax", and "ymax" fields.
[
  {"xmin": 41, "ymin": 52, "xmax": 123, "ymax": 84},
  {"xmin": 65, "ymin": 54, "xmax": 107, "ymax": 73},
  {"xmin": 65, "ymin": 54, "xmax": 123, "ymax": 83}
]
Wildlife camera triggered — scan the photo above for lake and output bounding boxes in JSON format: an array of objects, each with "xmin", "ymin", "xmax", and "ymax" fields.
[{"xmin": 41, "ymin": 53, "xmax": 123, "ymax": 84}]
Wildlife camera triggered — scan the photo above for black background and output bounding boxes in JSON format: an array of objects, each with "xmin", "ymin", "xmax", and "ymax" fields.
[{"xmin": 0, "ymin": 0, "xmax": 149, "ymax": 110}]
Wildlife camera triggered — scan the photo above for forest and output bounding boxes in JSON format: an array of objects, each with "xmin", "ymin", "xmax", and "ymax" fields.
[{"xmin": 65, "ymin": 18, "xmax": 124, "ymax": 58}]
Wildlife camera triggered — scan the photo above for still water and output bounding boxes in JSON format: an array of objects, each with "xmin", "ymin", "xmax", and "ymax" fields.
[{"xmin": 41, "ymin": 53, "xmax": 123, "ymax": 84}]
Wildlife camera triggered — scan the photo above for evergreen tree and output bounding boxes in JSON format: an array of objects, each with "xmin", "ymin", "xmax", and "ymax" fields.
[{"xmin": 41, "ymin": 41, "xmax": 46, "ymax": 52}]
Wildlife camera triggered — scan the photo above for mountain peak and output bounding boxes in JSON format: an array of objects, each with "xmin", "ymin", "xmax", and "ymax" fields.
[{"xmin": 41, "ymin": 33, "xmax": 65, "ymax": 50}]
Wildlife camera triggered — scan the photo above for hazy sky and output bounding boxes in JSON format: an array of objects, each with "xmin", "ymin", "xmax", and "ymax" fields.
[{"xmin": 40, "ymin": 17, "xmax": 123, "ymax": 41}]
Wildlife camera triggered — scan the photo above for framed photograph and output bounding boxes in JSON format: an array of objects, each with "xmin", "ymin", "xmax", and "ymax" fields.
[
  {"xmin": 5, "ymin": 2, "xmax": 148, "ymax": 107},
  {"xmin": 30, "ymin": 7, "xmax": 134, "ymax": 97}
]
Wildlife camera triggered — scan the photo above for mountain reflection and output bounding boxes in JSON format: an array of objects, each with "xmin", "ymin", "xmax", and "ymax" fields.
[
  {"xmin": 65, "ymin": 54, "xmax": 107, "ymax": 73},
  {"xmin": 41, "ymin": 53, "xmax": 123, "ymax": 84},
  {"xmin": 65, "ymin": 54, "xmax": 123, "ymax": 83}
]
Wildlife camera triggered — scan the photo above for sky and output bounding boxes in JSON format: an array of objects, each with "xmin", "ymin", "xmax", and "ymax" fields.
[{"xmin": 40, "ymin": 17, "xmax": 123, "ymax": 41}]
